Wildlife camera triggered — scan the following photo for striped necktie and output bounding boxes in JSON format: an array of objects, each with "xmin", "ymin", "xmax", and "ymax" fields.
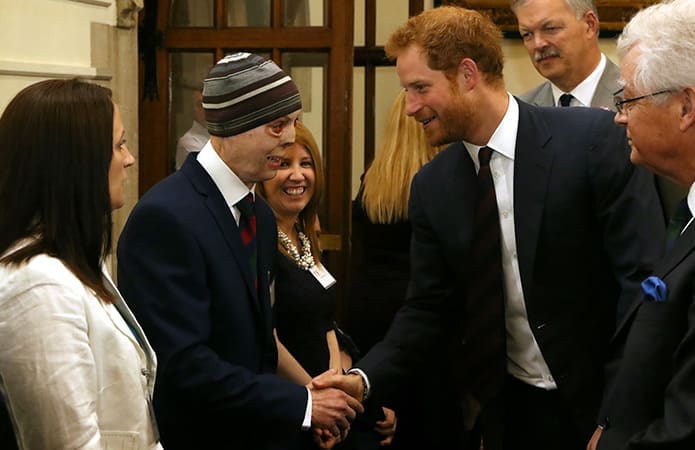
[
  {"xmin": 462, "ymin": 147, "xmax": 506, "ymax": 404},
  {"xmin": 236, "ymin": 193, "xmax": 258, "ymax": 289}
]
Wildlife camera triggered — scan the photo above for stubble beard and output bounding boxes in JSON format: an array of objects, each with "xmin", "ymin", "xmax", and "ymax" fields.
[{"xmin": 434, "ymin": 91, "xmax": 474, "ymax": 146}]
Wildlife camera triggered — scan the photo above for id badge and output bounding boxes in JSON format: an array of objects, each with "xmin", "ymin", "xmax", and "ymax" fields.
[{"xmin": 310, "ymin": 263, "xmax": 337, "ymax": 289}]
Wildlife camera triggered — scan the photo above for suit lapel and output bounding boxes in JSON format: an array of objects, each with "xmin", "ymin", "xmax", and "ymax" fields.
[
  {"xmin": 591, "ymin": 59, "xmax": 620, "ymax": 110},
  {"xmin": 513, "ymin": 101, "xmax": 555, "ymax": 301},
  {"xmin": 613, "ymin": 223, "xmax": 695, "ymax": 339},
  {"xmin": 442, "ymin": 142, "xmax": 477, "ymax": 246},
  {"xmin": 254, "ymin": 196, "xmax": 275, "ymax": 333},
  {"xmin": 182, "ymin": 158, "xmax": 261, "ymax": 315},
  {"xmin": 101, "ymin": 269, "xmax": 156, "ymax": 365},
  {"xmin": 535, "ymin": 83, "xmax": 554, "ymax": 107}
]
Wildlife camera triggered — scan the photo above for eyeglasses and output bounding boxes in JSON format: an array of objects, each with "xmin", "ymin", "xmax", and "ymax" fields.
[{"xmin": 613, "ymin": 87, "xmax": 674, "ymax": 115}]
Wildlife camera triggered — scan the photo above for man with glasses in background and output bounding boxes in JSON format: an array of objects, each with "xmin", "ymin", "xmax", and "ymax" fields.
[
  {"xmin": 589, "ymin": 0, "xmax": 695, "ymax": 448},
  {"xmin": 511, "ymin": 0, "xmax": 685, "ymax": 221}
]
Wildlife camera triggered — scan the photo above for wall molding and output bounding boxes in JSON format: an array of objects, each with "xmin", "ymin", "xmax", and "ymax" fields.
[
  {"xmin": 0, "ymin": 60, "xmax": 112, "ymax": 80},
  {"xmin": 67, "ymin": 0, "xmax": 112, "ymax": 6}
]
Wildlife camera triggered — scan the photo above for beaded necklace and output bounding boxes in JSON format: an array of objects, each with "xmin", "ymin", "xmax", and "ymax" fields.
[{"xmin": 278, "ymin": 229, "xmax": 315, "ymax": 270}]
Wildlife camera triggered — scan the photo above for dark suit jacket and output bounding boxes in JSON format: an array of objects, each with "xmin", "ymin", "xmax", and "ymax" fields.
[
  {"xmin": 357, "ymin": 100, "xmax": 665, "ymax": 443},
  {"xmin": 117, "ymin": 154, "xmax": 307, "ymax": 450},
  {"xmin": 520, "ymin": 59, "xmax": 687, "ymax": 222},
  {"xmin": 597, "ymin": 211, "xmax": 695, "ymax": 449}
]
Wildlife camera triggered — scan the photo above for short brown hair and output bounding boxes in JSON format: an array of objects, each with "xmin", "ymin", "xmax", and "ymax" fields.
[{"xmin": 385, "ymin": 6, "xmax": 504, "ymax": 83}]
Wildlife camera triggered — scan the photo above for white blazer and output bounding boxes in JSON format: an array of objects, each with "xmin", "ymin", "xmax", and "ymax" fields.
[{"xmin": 0, "ymin": 253, "xmax": 162, "ymax": 450}]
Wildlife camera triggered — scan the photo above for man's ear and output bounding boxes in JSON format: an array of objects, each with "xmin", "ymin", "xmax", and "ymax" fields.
[
  {"xmin": 584, "ymin": 10, "xmax": 599, "ymax": 36},
  {"xmin": 458, "ymin": 58, "xmax": 479, "ymax": 85},
  {"xmin": 679, "ymin": 87, "xmax": 695, "ymax": 132}
]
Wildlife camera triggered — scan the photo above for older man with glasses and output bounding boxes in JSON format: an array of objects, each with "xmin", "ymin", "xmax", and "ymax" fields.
[{"xmin": 589, "ymin": 0, "xmax": 695, "ymax": 449}]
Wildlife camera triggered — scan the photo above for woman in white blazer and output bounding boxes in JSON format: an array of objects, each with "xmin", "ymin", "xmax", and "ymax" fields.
[{"xmin": 0, "ymin": 79, "xmax": 162, "ymax": 450}]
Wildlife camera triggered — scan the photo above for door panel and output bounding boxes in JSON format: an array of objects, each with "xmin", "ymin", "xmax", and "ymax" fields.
[{"xmin": 139, "ymin": 0, "xmax": 353, "ymax": 310}]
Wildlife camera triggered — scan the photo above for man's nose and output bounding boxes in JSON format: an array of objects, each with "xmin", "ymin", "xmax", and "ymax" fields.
[{"xmin": 404, "ymin": 93, "xmax": 420, "ymax": 116}]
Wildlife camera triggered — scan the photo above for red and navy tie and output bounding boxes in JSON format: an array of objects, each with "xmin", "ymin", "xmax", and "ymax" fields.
[
  {"xmin": 462, "ymin": 146, "xmax": 506, "ymax": 404},
  {"xmin": 236, "ymin": 193, "xmax": 258, "ymax": 289}
]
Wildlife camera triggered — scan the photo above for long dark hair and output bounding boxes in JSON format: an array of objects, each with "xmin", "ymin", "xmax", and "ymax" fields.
[{"xmin": 0, "ymin": 79, "xmax": 116, "ymax": 301}]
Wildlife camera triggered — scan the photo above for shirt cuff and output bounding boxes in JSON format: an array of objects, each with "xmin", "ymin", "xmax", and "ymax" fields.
[
  {"xmin": 302, "ymin": 387, "xmax": 312, "ymax": 430},
  {"xmin": 346, "ymin": 367, "xmax": 371, "ymax": 401}
]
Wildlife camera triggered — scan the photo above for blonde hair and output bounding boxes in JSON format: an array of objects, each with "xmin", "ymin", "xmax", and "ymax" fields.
[{"xmin": 361, "ymin": 91, "xmax": 441, "ymax": 223}]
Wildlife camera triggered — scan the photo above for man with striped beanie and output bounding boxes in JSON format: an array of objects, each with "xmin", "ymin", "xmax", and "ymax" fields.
[{"xmin": 117, "ymin": 52, "xmax": 363, "ymax": 450}]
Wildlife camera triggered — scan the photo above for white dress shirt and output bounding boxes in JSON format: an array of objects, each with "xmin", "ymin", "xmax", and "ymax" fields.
[
  {"xmin": 175, "ymin": 120, "xmax": 210, "ymax": 170},
  {"xmin": 682, "ymin": 182, "xmax": 695, "ymax": 233},
  {"xmin": 196, "ymin": 142, "xmax": 313, "ymax": 428},
  {"xmin": 551, "ymin": 53, "xmax": 607, "ymax": 107},
  {"xmin": 196, "ymin": 140, "xmax": 254, "ymax": 224},
  {"xmin": 464, "ymin": 93, "xmax": 557, "ymax": 390}
]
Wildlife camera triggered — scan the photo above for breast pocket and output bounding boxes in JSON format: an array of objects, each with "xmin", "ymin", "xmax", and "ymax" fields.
[
  {"xmin": 102, "ymin": 431, "xmax": 138, "ymax": 450},
  {"xmin": 634, "ymin": 300, "xmax": 686, "ymax": 325}
]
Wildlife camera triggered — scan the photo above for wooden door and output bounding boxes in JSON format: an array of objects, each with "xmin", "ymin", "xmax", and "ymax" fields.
[{"xmin": 138, "ymin": 0, "xmax": 354, "ymax": 308}]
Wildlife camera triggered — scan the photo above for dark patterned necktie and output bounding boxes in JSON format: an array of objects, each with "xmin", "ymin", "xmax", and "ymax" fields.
[
  {"xmin": 665, "ymin": 197, "xmax": 692, "ymax": 253},
  {"xmin": 559, "ymin": 93, "xmax": 573, "ymax": 107},
  {"xmin": 462, "ymin": 147, "xmax": 506, "ymax": 404},
  {"xmin": 236, "ymin": 193, "xmax": 258, "ymax": 289}
]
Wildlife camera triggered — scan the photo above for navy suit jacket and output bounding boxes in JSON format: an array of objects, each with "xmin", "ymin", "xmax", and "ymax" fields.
[
  {"xmin": 357, "ymin": 100, "xmax": 665, "ymax": 441},
  {"xmin": 598, "ymin": 209, "xmax": 695, "ymax": 449},
  {"xmin": 519, "ymin": 59, "xmax": 686, "ymax": 223},
  {"xmin": 117, "ymin": 154, "xmax": 307, "ymax": 450}
]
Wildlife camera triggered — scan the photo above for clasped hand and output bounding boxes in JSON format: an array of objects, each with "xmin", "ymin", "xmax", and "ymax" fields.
[{"xmin": 307, "ymin": 369, "xmax": 364, "ymax": 448}]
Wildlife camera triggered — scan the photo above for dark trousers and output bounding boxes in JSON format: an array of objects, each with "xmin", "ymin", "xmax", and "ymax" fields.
[{"xmin": 475, "ymin": 376, "xmax": 586, "ymax": 450}]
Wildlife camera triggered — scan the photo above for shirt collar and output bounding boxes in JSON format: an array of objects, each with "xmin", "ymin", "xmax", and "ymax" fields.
[
  {"xmin": 686, "ymin": 181, "xmax": 695, "ymax": 219},
  {"xmin": 464, "ymin": 92, "xmax": 519, "ymax": 165},
  {"xmin": 196, "ymin": 140, "xmax": 254, "ymax": 209},
  {"xmin": 551, "ymin": 53, "xmax": 606, "ymax": 107}
]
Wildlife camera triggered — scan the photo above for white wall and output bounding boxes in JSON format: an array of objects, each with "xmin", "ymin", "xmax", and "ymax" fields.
[
  {"xmin": 0, "ymin": 0, "xmax": 116, "ymax": 112},
  {"xmin": 505, "ymin": 37, "xmax": 619, "ymax": 95},
  {"xmin": 0, "ymin": 0, "xmax": 139, "ymax": 277}
]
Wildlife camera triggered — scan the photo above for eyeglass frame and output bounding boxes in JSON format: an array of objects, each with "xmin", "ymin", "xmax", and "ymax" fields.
[{"xmin": 613, "ymin": 87, "xmax": 674, "ymax": 115}]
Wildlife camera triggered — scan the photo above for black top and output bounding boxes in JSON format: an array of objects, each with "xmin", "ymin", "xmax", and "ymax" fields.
[
  {"xmin": 343, "ymin": 195, "xmax": 412, "ymax": 353},
  {"xmin": 274, "ymin": 251, "xmax": 336, "ymax": 377}
]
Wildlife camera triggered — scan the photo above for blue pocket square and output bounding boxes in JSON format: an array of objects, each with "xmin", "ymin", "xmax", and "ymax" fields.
[{"xmin": 641, "ymin": 276, "xmax": 667, "ymax": 302}]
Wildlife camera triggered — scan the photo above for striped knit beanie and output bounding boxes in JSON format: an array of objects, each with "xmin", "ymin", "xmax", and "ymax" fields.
[{"xmin": 202, "ymin": 53, "xmax": 302, "ymax": 137}]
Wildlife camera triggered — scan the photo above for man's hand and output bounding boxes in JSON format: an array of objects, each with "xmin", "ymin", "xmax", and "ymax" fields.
[
  {"xmin": 375, "ymin": 406, "xmax": 397, "ymax": 446},
  {"xmin": 587, "ymin": 426, "xmax": 602, "ymax": 450},
  {"xmin": 307, "ymin": 370, "xmax": 364, "ymax": 440},
  {"xmin": 312, "ymin": 427, "xmax": 341, "ymax": 449},
  {"xmin": 310, "ymin": 369, "xmax": 364, "ymax": 401}
]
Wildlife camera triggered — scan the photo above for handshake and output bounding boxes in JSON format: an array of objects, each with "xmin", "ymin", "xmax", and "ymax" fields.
[{"xmin": 306, "ymin": 369, "xmax": 396, "ymax": 449}]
